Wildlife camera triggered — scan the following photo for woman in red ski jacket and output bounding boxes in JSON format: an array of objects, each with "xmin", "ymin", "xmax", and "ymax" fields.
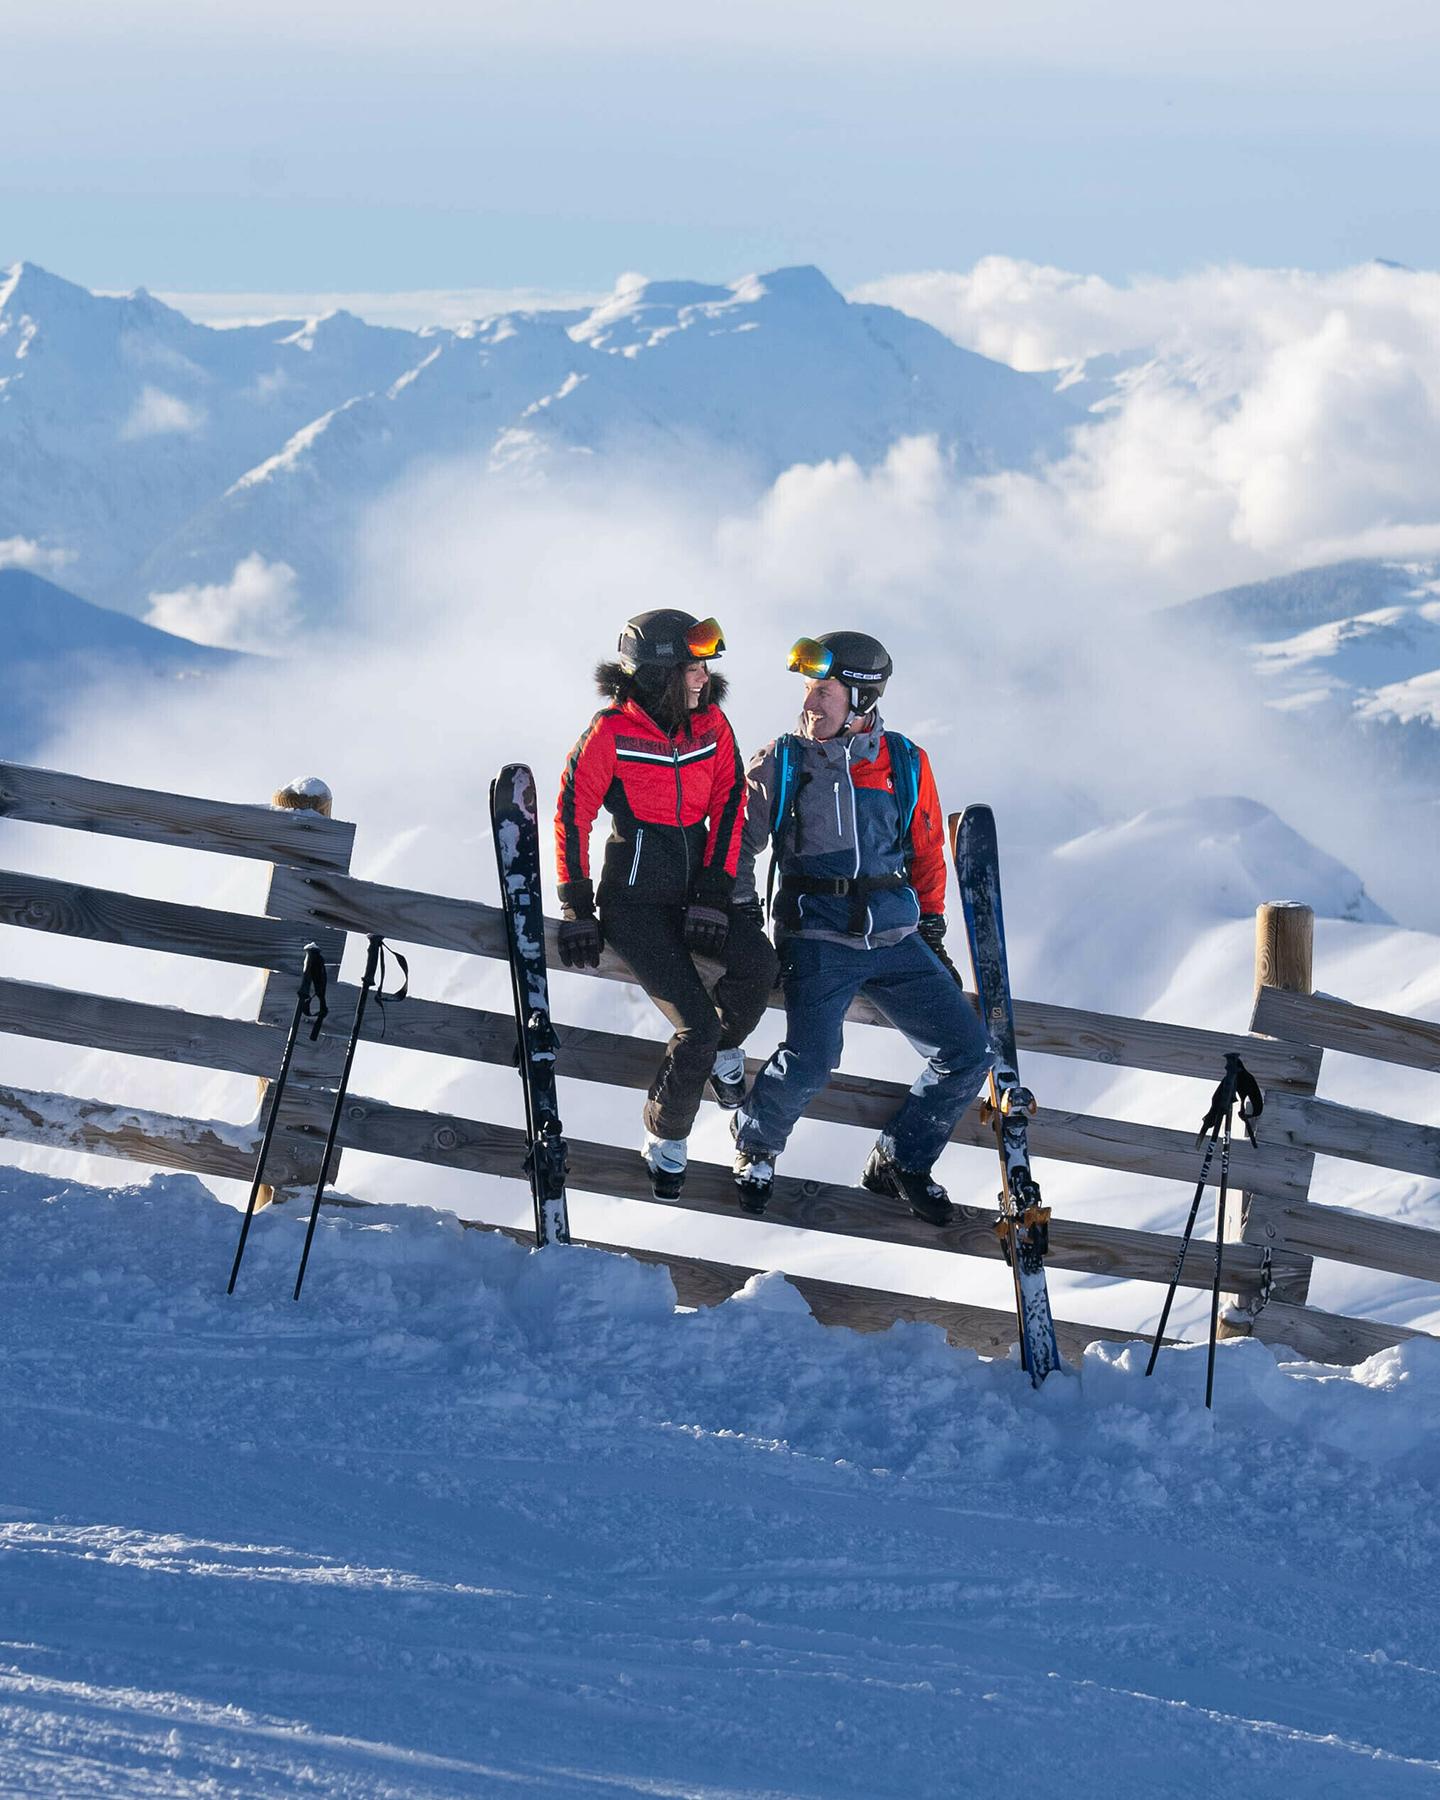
[{"xmin": 554, "ymin": 610, "xmax": 778, "ymax": 1200}]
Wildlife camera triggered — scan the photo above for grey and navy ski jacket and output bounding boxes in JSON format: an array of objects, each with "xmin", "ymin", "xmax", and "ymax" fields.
[{"xmin": 733, "ymin": 716, "xmax": 947, "ymax": 948}]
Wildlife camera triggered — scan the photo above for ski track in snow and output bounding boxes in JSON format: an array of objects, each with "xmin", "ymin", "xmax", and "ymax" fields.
[{"xmin": 3, "ymin": 1167, "xmax": 1439, "ymax": 1798}]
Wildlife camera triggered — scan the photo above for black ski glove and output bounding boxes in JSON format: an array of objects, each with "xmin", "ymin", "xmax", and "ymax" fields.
[
  {"xmin": 730, "ymin": 897, "xmax": 765, "ymax": 930},
  {"xmin": 917, "ymin": 913, "xmax": 946, "ymax": 951},
  {"xmin": 558, "ymin": 916, "xmax": 603, "ymax": 969},
  {"xmin": 684, "ymin": 903, "xmax": 729, "ymax": 960}
]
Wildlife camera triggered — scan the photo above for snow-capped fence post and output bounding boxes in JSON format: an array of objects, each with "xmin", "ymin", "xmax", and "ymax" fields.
[
  {"xmin": 253, "ymin": 777, "xmax": 351, "ymax": 1209},
  {"xmin": 1221, "ymin": 901, "xmax": 1317, "ymax": 1336}
]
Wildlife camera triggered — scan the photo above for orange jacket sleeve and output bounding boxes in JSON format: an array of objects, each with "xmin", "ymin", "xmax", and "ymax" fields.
[
  {"xmin": 911, "ymin": 748, "xmax": 947, "ymax": 915},
  {"xmin": 555, "ymin": 712, "xmax": 616, "ymax": 892}
]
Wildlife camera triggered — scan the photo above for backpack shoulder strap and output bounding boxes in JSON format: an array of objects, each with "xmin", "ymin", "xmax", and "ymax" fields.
[
  {"xmin": 884, "ymin": 732, "xmax": 921, "ymax": 840},
  {"xmin": 766, "ymin": 735, "xmax": 803, "ymax": 921},
  {"xmin": 769, "ymin": 734, "xmax": 798, "ymax": 834}
]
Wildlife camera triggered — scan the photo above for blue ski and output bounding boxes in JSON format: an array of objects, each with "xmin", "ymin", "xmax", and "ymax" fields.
[{"xmin": 952, "ymin": 805, "xmax": 1061, "ymax": 1385}]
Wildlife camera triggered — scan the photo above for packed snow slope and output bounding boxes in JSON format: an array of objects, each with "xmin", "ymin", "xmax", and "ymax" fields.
[{"xmin": 4, "ymin": 1166, "xmax": 1440, "ymax": 1799}]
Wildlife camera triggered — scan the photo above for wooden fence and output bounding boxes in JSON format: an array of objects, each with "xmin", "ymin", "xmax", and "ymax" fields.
[{"xmin": 0, "ymin": 756, "xmax": 1436, "ymax": 1367}]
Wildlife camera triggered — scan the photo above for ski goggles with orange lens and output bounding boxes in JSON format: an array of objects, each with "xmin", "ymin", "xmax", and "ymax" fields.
[
  {"xmin": 685, "ymin": 617, "xmax": 726, "ymax": 658},
  {"xmin": 786, "ymin": 637, "xmax": 834, "ymax": 679}
]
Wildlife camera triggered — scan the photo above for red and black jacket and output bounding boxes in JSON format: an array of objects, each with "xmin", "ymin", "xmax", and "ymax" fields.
[{"xmin": 556, "ymin": 699, "xmax": 746, "ymax": 911}]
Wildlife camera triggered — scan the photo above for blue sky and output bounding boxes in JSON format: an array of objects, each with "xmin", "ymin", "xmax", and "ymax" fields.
[{"xmin": 4, "ymin": 0, "xmax": 1438, "ymax": 293}]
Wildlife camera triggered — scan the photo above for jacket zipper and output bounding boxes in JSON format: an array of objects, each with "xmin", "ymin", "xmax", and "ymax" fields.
[
  {"xmin": 628, "ymin": 827, "xmax": 645, "ymax": 886},
  {"xmin": 843, "ymin": 740, "xmax": 871, "ymax": 947},
  {"xmin": 833, "ymin": 780, "xmax": 843, "ymax": 835}
]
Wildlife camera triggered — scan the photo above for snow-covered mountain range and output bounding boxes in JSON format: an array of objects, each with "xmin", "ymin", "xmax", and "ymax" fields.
[
  {"xmin": 1183, "ymin": 556, "xmax": 1440, "ymax": 785},
  {"xmin": 0, "ymin": 261, "xmax": 1078, "ymax": 620}
]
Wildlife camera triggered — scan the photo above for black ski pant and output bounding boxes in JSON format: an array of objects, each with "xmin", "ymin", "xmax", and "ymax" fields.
[{"xmin": 599, "ymin": 900, "xmax": 779, "ymax": 1140}]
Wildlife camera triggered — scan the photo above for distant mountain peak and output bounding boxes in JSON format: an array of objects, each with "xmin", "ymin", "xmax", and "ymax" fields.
[
  {"xmin": 731, "ymin": 265, "xmax": 844, "ymax": 307},
  {"xmin": 1, "ymin": 260, "xmax": 98, "ymax": 316}
]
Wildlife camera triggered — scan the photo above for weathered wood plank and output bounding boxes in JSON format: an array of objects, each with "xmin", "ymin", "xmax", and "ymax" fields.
[
  {"xmin": 1254, "ymin": 985, "xmax": 1440, "ymax": 1075},
  {"xmin": 1251, "ymin": 1300, "xmax": 1423, "ymax": 1365},
  {"xmin": 1266, "ymin": 1091, "xmax": 1440, "ymax": 1180},
  {"xmin": 0, "ymin": 760, "xmax": 355, "ymax": 871},
  {"xmin": 471, "ymin": 1220, "xmax": 1157, "ymax": 1360},
  {"xmin": 0, "ymin": 1082, "xmax": 278, "ymax": 1182},
  {"xmin": 0, "ymin": 869, "xmax": 337, "ymax": 972},
  {"xmin": 1011, "ymin": 998, "xmax": 1320, "ymax": 1091},
  {"xmin": 267, "ymin": 867, "xmax": 1319, "ymax": 1087},
  {"xmin": 258, "ymin": 980, "xmax": 495, "ymax": 1061},
  {"xmin": 282, "ymin": 988, "xmax": 1307, "ymax": 1199},
  {"xmin": 1243, "ymin": 1194, "xmax": 1440, "ymax": 1284},
  {"xmin": 265, "ymin": 865, "xmax": 505, "ymax": 953},
  {"xmin": 332, "ymin": 1095, "xmax": 1297, "ymax": 1293},
  {"xmin": 0, "ymin": 977, "xmax": 283, "ymax": 1076}
]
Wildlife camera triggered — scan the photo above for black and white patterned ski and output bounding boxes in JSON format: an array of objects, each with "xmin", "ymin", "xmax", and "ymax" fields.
[
  {"xmin": 952, "ymin": 804, "xmax": 1062, "ymax": 1385},
  {"xmin": 490, "ymin": 763, "xmax": 571, "ymax": 1248}
]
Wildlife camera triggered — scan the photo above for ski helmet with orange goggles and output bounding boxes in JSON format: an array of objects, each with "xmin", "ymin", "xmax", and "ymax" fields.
[
  {"xmin": 787, "ymin": 630, "xmax": 892, "ymax": 714},
  {"xmin": 617, "ymin": 610, "xmax": 726, "ymax": 672}
]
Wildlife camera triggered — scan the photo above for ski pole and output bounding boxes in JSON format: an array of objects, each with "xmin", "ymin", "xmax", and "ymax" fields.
[
  {"xmin": 1143, "ymin": 1114, "xmax": 1223, "ymax": 1376},
  {"xmin": 227, "ymin": 943, "xmax": 328, "ymax": 1294},
  {"xmin": 293, "ymin": 934, "xmax": 407, "ymax": 1302},
  {"xmin": 1205, "ymin": 1104, "xmax": 1234, "ymax": 1411},
  {"xmin": 1145, "ymin": 1052, "xmax": 1241, "ymax": 1377}
]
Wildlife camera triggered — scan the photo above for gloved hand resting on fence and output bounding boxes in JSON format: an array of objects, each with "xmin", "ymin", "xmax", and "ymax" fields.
[
  {"xmin": 917, "ymin": 913, "xmax": 946, "ymax": 952},
  {"xmin": 558, "ymin": 917, "xmax": 603, "ymax": 969},
  {"xmin": 556, "ymin": 878, "xmax": 603, "ymax": 969}
]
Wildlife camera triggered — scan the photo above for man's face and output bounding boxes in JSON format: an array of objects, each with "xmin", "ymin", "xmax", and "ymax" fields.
[{"xmin": 798, "ymin": 676, "xmax": 852, "ymax": 741}]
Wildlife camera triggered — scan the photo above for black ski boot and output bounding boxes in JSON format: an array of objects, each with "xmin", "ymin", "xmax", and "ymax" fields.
[
  {"xmin": 730, "ymin": 1118, "xmax": 774, "ymax": 1215},
  {"xmin": 642, "ymin": 1132, "xmax": 687, "ymax": 1202},
  {"xmin": 709, "ymin": 1048, "xmax": 748, "ymax": 1111},
  {"xmin": 861, "ymin": 1144, "xmax": 953, "ymax": 1226}
]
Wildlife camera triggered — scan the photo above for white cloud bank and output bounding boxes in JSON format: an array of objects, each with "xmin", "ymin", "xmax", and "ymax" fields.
[
  {"xmin": 120, "ymin": 386, "xmax": 205, "ymax": 441},
  {"xmin": 145, "ymin": 553, "xmax": 299, "ymax": 651},
  {"xmin": 854, "ymin": 258, "xmax": 1440, "ymax": 575},
  {"xmin": 0, "ymin": 535, "xmax": 74, "ymax": 575}
]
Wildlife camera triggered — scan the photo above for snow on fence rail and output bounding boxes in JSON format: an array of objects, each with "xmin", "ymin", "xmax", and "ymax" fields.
[{"xmin": 0, "ymin": 756, "xmax": 1434, "ymax": 1366}]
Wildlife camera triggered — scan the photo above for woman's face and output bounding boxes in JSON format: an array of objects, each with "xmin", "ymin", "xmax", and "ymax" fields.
[{"xmin": 683, "ymin": 660, "xmax": 709, "ymax": 709}]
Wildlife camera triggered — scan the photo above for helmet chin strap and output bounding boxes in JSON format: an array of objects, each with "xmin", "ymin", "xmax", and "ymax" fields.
[{"xmin": 845, "ymin": 689, "xmax": 878, "ymax": 731}]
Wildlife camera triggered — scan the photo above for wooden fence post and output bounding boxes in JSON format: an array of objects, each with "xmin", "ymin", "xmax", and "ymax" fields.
[
  {"xmin": 253, "ymin": 777, "xmax": 349, "ymax": 1206},
  {"xmin": 1220, "ymin": 900, "xmax": 1318, "ymax": 1335}
]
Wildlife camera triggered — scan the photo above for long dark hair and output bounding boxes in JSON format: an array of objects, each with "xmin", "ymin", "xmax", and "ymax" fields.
[{"xmin": 594, "ymin": 660, "xmax": 729, "ymax": 737}]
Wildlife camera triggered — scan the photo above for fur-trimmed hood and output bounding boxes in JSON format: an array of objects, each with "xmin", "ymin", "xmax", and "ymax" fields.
[{"xmin": 594, "ymin": 659, "xmax": 730, "ymax": 711}]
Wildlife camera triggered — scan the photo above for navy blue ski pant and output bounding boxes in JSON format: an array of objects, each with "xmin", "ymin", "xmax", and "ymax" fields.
[{"xmin": 735, "ymin": 931, "xmax": 995, "ymax": 1171}]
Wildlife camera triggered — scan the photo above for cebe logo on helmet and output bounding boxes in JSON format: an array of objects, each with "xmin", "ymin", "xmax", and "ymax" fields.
[{"xmin": 618, "ymin": 609, "xmax": 726, "ymax": 672}]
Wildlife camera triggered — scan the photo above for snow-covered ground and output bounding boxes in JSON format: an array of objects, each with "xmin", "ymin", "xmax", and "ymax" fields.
[{"xmin": 4, "ymin": 1165, "xmax": 1440, "ymax": 1799}]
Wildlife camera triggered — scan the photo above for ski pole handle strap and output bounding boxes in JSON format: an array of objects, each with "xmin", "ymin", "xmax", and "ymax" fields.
[
  {"xmin": 299, "ymin": 942, "xmax": 329, "ymax": 1041},
  {"xmin": 361, "ymin": 934, "xmax": 410, "ymax": 1041},
  {"xmin": 1197, "ymin": 1053, "xmax": 1264, "ymax": 1147}
]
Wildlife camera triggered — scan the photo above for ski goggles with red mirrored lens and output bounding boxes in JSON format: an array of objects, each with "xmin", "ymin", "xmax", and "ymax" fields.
[
  {"xmin": 786, "ymin": 637, "xmax": 834, "ymax": 679},
  {"xmin": 685, "ymin": 617, "xmax": 726, "ymax": 659}
]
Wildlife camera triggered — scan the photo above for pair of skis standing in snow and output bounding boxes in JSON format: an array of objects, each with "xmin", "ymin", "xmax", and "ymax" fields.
[{"xmin": 546, "ymin": 609, "xmax": 1063, "ymax": 1383}]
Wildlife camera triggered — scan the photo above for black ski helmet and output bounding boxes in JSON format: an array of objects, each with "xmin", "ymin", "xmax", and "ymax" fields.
[
  {"xmin": 788, "ymin": 629, "xmax": 893, "ymax": 715},
  {"xmin": 616, "ymin": 610, "xmax": 725, "ymax": 673}
]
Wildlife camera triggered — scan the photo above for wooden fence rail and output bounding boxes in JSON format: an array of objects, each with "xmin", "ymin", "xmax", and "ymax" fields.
[{"xmin": 0, "ymin": 756, "xmax": 1437, "ymax": 1368}]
